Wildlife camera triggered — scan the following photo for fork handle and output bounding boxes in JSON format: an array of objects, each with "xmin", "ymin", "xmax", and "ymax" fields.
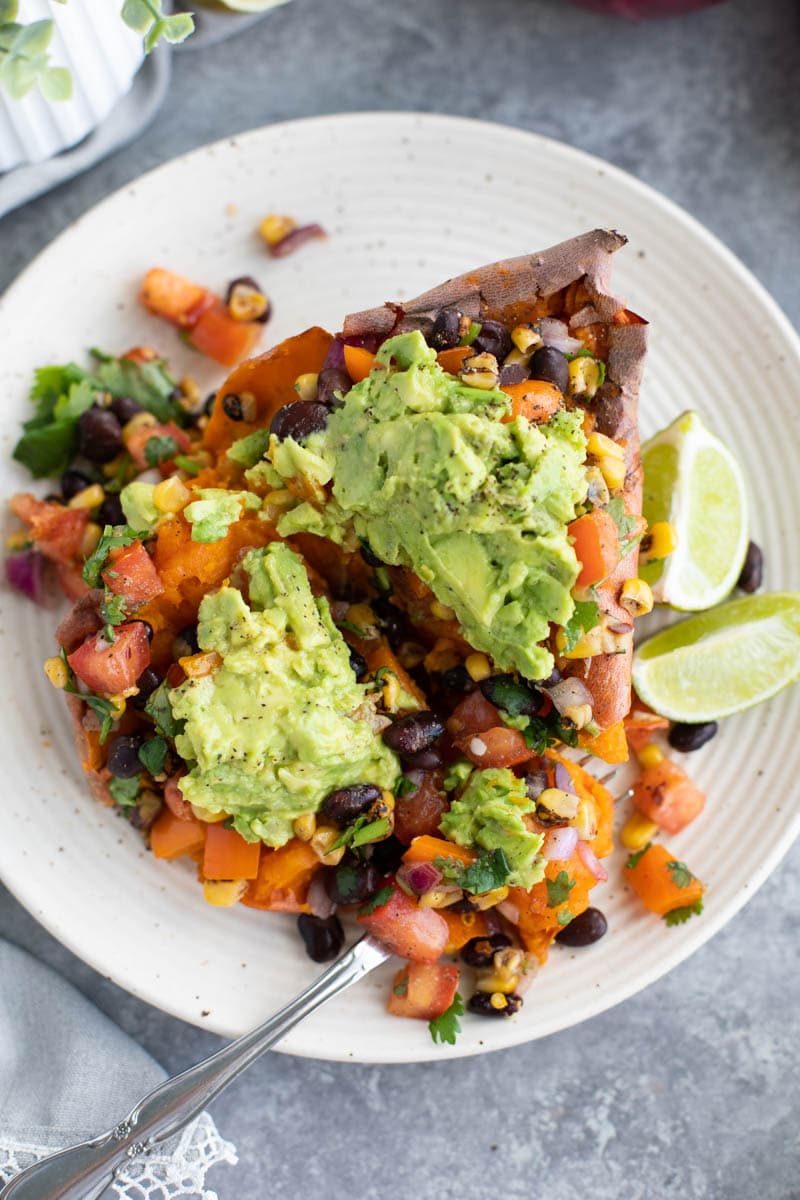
[{"xmin": 0, "ymin": 936, "xmax": 388, "ymax": 1200}]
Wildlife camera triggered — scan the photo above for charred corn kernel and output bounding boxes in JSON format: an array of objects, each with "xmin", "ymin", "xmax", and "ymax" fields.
[
  {"xmin": 6, "ymin": 530, "xmax": 31, "ymax": 551},
  {"xmin": 293, "ymin": 372, "xmax": 319, "ymax": 402},
  {"xmin": 80, "ymin": 522, "xmax": 102, "ymax": 557},
  {"xmin": 469, "ymin": 885, "xmax": 509, "ymax": 911},
  {"xmin": 502, "ymin": 347, "xmax": 532, "ymax": 368},
  {"xmin": 419, "ymin": 888, "xmax": 462, "ymax": 910},
  {"xmin": 490, "ymin": 992, "xmax": 509, "ymax": 1011},
  {"xmin": 381, "ymin": 670, "xmax": 401, "ymax": 712},
  {"xmin": 557, "ymin": 624, "xmax": 604, "ymax": 659},
  {"xmin": 153, "ymin": 476, "xmax": 191, "ymax": 514},
  {"xmin": 179, "ymin": 375, "xmax": 201, "ymax": 407},
  {"xmin": 563, "ymin": 703, "xmax": 594, "ymax": 731},
  {"xmin": 259, "ymin": 213, "xmax": 296, "ymax": 247},
  {"xmin": 620, "ymin": 577, "xmax": 654, "ymax": 618},
  {"xmin": 106, "ymin": 694, "xmax": 127, "ymax": 718},
  {"xmin": 640, "ymin": 521, "xmax": 679, "ymax": 563},
  {"xmin": 68, "ymin": 483, "xmax": 105, "ymax": 510},
  {"xmin": 570, "ymin": 798, "xmax": 598, "ymax": 841},
  {"xmin": 599, "ymin": 454, "xmax": 626, "ymax": 492},
  {"xmin": 476, "ymin": 971, "xmax": 520, "ymax": 995},
  {"xmin": 538, "ymin": 787, "xmax": 580, "ymax": 819},
  {"xmin": 190, "ymin": 805, "xmax": 227, "ymax": 823},
  {"xmin": 494, "ymin": 947, "xmax": 525, "ymax": 975},
  {"xmin": 585, "ymin": 465, "xmax": 610, "ymax": 508},
  {"xmin": 44, "ymin": 655, "xmax": 69, "ymax": 689},
  {"xmin": 465, "ymin": 652, "xmax": 492, "ymax": 681},
  {"xmin": 637, "ymin": 742, "xmax": 664, "ymax": 769},
  {"xmin": 203, "ymin": 879, "xmax": 248, "ymax": 907},
  {"xmin": 347, "ymin": 603, "xmax": 376, "ymax": 631},
  {"xmin": 430, "ymin": 599, "xmax": 456, "ymax": 622},
  {"xmin": 179, "ymin": 651, "xmax": 223, "ymax": 678},
  {"xmin": 293, "ymin": 812, "xmax": 317, "ymax": 842},
  {"xmin": 587, "ymin": 431, "xmax": 625, "ymax": 461},
  {"xmin": 365, "ymin": 789, "xmax": 395, "ymax": 828},
  {"xmin": 228, "ymin": 283, "xmax": 269, "ymax": 323},
  {"xmin": 310, "ymin": 824, "xmax": 346, "ymax": 866},
  {"xmin": 568, "ymin": 354, "xmax": 602, "ymax": 399},
  {"xmin": 510, "ymin": 323, "xmax": 543, "ymax": 354},
  {"xmin": 621, "ymin": 812, "xmax": 659, "ymax": 852},
  {"xmin": 123, "ymin": 411, "xmax": 157, "ymax": 438},
  {"xmin": 459, "ymin": 351, "xmax": 500, "ymax": 390}
]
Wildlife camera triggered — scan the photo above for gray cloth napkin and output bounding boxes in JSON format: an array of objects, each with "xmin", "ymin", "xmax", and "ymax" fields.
[
  {"xmin": 0, "ymin": 939, "xmax": 236, "ymax": 1199},
  {"xmin": 0, "ymin": 8, "xmax": 269, "ymax": 221}
]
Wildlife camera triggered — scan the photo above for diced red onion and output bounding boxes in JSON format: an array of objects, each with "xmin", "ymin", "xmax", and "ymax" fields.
[
  {"xmin": 545, "ymin": 677, "xmax": 593, "ymax": 717},
  {"xmin": 513, "ymin": 955, "xmax": 539, "ymax": 995},
  {"xmin": 269, "ymin": 222, "xmax": 327, "ymax": 258},
  {"xmin": 5, "ymin": 549, "xmax": 45, "ymax": 604},
  {"xmin": 608, "ymin": 620, "xmax": 634, "ymax": 635},
  {"xmin": 469, "ymin": 736, "xmax": 488, "ymax": 758},
  {"xmin": 554, "ymin": 761, "xmax": 578, "ymax": 796},
  {"xmin": 577, "ymin": 840, "xmax": 608, "ymax": 882},
  {"xmin": 496, "ymin": 899, "xmax": 520, "ymax": 925},
  {"xmin": 307, "ymin": 872, "xmax": 336, "ymax": 919},
  {"xmin": 322, "ymin": 336, "xmax": 346, "ymax": 371},
  {"xmin": 499, "ymin": 362, "xmax": 528, "ymax": 387},
  {"xmin": 396, "ymin": 861, "xmax": 442, "ymax": 896},
  {"xmin": 538, "ymin": 318, "xmax": 583, "ymax": 355},
  {"xmin": 542, "ymin": 825, "xmax": 579, "ymax": 861}
]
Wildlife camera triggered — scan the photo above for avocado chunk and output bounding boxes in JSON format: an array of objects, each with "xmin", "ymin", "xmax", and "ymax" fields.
[
  {"xmin": 439, "ymin": 767, "xmax": 544, "ymax": 889},
  {"xmin": 169, "ymin": 542, "xmax": 399, "ymax": 846}
]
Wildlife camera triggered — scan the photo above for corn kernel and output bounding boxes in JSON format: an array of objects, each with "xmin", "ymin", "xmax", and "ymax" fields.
[
  {"xmin": 293, "ymin": 372, "xmax": 319, "ymax": 402},
  {"xmin": 347, "ymin": 603, "xmax": 376, "ymax": 632},
  {"xmin": 44, "ymin": 655, "xmax": 69, "ymax": 689},
  {"xmin": 203, "ymin": 879, "xmax": 248, "ymax": 907},
  {"xmin": 459, "ymin": 351, "xmax": 500, "ymax": 390},
  {"xmin": 469, "ymin": 885, "xmax": 509, "ymax": 911},
  {"xmin": 123, "ymin": 411, "xmax": 158, "ymax": 438},
  {"xmin": 557, "ymin": 625, "xmax": 604, "ymax": 660},
  {"xmin": 494, "ymin": 947, "xmax": 525, "ymax": 975},
  {"xmin": 585, "ymin": 465, "xmax": 610, "ymax": 508},
  {"xmin": 489, "ymin": 992, "xmax": 508, "ymax": 1010},
  {"xmin": 179, "ymin": 651, "xmax": 222, "ymax": 679},
  {"xmin": 106, "ymin": 694, "xmax": 127, "ymax": 718},
  {"xmin": 640, "ymin": 522, "xmax": 679, "ymax": 564},
  {"xmin": 620, "ymin": 577, "xmax": 654, "ymax": 618},
  {"xmin": 621, "ymin": 812, "xmax": 659, "ymax": 852},
  {"xmin": 465, "ymin": 652, "xmax": 492, "ymax": 681},
  {"xmin": 259, "ymin": 213, "xmax": 297, "ymax": 247},
  {"xmin": 6, "ymin": 530, "xmax": 31, "ymax": 551},
  {"xmin": 476, "ymin": 971, "xmax": 520, "ymax": 995},
  {"xmin": 381, "ymin": 670, "xmax": 401, "ymax": 712},
  {"xmin": 570, "ymin": 797, "xmax": 598, "ymax": 841},
  {"xmin": 599, "ymin": 455, "xmax": 626, "ymax": 492},
  {"xmin": 293, "ymin": 812, "xmax": 317, "ymax": 842},
  {"xmin": 191, "ymin": 804, "xmax": 227, "ymax": 823},
  {"xmin": 179, "ymin": 375, "xmax": 201, "ymax": 407},
  {"xmin": 153, "ymin": 476, "xmax": 191, "ymax": 514},
  {"xmin": 430, "ymin": 599, "xmax": 456, "ymax": 622},
  {"xmin": 502, "ymin": 347, "xmax": 532, "ymax": 368},
  {"xmin": 80, "ymin": 522, "xmax": 102, "ymax": 558},
  {"xmin": 68, "ymin": 483, "xmax": 105, "ymax": 510},
  {"xmin": 310, "ymin": 824, "xmax": 345, "ymax": 866},
  {"xmin": 419, "ymin": 888, "xmax": 462, "ymax": 909},
  {"xmin": 568, "ymin": 354, "xmax": 602, "ymax": 399},
  {"xmin": 538, "ymin": 788, "xmax": 580, "ymax": 819},
  {"xmin": 102, "ymin": 454, "xmax": 128, "ymax": 479},
  {"xmin": 587, "ymin": 431, "xmax": 625, "ymax": 461},
  {"xmin": 562, "ymin": 703, "xmax": 594, "ymax": 731},
  {"xmin": 510, "ymin": 324, "xmax": 543, "ymax": 354},
  {"xmin": 637, "ymin": 743, "xmax": 664, "ymax": 769}
]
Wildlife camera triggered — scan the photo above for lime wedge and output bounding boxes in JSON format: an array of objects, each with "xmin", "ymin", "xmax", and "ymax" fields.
[
  {"xmin": 633, "ymin": 593, "xmax": 800, "ymax": 722},
  {"xmin": 641, "ymin": 410, "xmax": 748, "ymax": 610}
]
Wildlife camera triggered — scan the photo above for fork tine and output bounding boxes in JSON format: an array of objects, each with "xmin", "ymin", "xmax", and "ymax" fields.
[
  {"xmin": 597, "ymin": 769, "xmax": 617, "ymax": 786},
  {"xmin": 576, "ymin": 754, "xmax": 594, "ymax": 767}
]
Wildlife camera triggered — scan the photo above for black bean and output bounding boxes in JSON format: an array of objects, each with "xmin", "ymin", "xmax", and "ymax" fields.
[
  {"xmin": 461, "ymin": 932, "xmax": 512, "ymax": 968},
  {"xmin": 132, "ymin": 667, "xmax": 161, "ymax": 707},
  {"xmin": 297, "ymin": 914, "xmax": 344, "ymax": 963},
  {"xmin": 322, "ymin": 783, "xmax": 382, "ymax": 826},
  {"xmin": 374, "ymin": 597, "xmax": 405, "ymax": 642},
  {"xmin": 530, "ymin": 346, "xmax": 569, "ymax": 393},
  {"xmin": 359, "ymin": 541, "xmax": 385, "ymax": 568},
  {"xmin": 222, "ymin": 393, "xmax": 246, "ymax": 421},
  {"xmin": 129, "ymin": 791, "xmax": 163, "ymax": 831},
  {"xmin": 737, "ymin": 541, "xmax": 763, "ymax": 593},
  {"xmin": 538, "ymin": 665, "xmax": 562, "ymax": 688},
  {"xmin": 317, "ymin": 367, "xmax": 352, "ymax": 408},
  {"xmin": 473, "ymin": 319, "xmax": 512, "ymax": 362},
  {"xmin": 326, "ymin": 861, "xmax": 381, "ymax": 906},
  {"xmin": 439, "ymin": 665, "xmax": 475, "ymax": 694},
  {"xmin": 107, "ymin": 735, "xmax": 144, "ymax": 779},
  {"xmin": 78, "ymin": 406, "xmax": 124, "ymax": 464},
  {"xmin": 60, "ymin": 469, "xmax": 93, "ymax": 500},
  {"xmin": 429, "ymin": 305, "xmax": 462, "ymax": 350},
  {"xmin": 499, "ymin": 362, "xmax": 529, "ymax": 387},
  {"xmin": 269, "ymin": 400, "xmax": 329, "ymax": 441},
  {"xmin": 138, "ymin": 621, "xmax": 154, "ymax": 643},
  {"xmin": 348, "ymin": 646, "xmax": 368, "ymax": 679},
  {"xmin": 382, "ymin": 710, "xmax": 445, "ymax": 757},
  {"xmin": 479, "ymin": 674, "xmax": 547, "ymax": 717},
  {"xmin": 203, "ymin": 392, "xmax": 217, "ymax": 417},
  {"xmin": 110, "ymin": 396, "xmax": 143, "ymax": 425},
  {"xmin": 555, "ymin": 906, "xmax": 608, "ymax": 947},
  {"xmin": 98, "ymin": 494, "xmax": 125, "ymax": 526},
  {"xmin": 369, "ymin": 835, "xmax": 406, "ymax": 875},
  {"xmin": 468, "ymin": 991, "xmax": 523, "ymax": 1017},
  {"xmin": 400, "ymin": 747, "xmax": 443, "ymax": 770},
  {"xmin": 524, "ymin": 770, "xmax": 549, "ymax": 802},
  {"xmin": 668, "ymin": 721, "xmax": 718, "ymax": 753}
]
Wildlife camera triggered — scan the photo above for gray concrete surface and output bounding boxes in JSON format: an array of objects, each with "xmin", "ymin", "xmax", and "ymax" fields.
[{"xmin": 2, "ymin": 0, "xmax": 799, "ymax": 1196}]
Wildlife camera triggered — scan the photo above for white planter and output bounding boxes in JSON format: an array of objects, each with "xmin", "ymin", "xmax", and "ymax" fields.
[{"xmin": 0, "ymin": 0, "xmax": 144, "ymax": 171}]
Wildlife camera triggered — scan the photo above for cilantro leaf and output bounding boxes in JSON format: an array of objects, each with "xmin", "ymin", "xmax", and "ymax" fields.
[
  {"xmin": 60, "ymin": 650, "xmax": 119, "ymax": 744},
  {"xmin": 434, "ymin": 848, "xmax": 512, "ymax": 895},
  {"xmin": 144, "ymin": 681, "xmax": 183, "ymax": 739},
  {"xmin": 429, "ymin": 992, "xmax": 464, "ymax": 1046},
  {"xmin": 328, "ymin": 814, "xmax": 391, "ymax": 854},
  {"xmin": 100, "ymin": 592, "xmax": 128, "ymax": 641},
  {"xmin": 625, "ymin": 843, "xmax": 652, "ymax": 870},
  {"xmin": 395, "ymin": 775, "xmax": 418, "ymax": 798},
  {"xmin": 138, "ymin": 737, "xmax": 168, "ymax": 777},
  {"xmin": 108, "ymin": 775, "xmax": 141, "ymax": 808},
  {"xmin": 546, "ymin": 870, "xmax": 576, "ymax": 909},
  {"xmin": 664, "ymin": 899, "xmax": 704, "ymax": 926},
  {"xmin": 556, "ymin": 909, "xmax": 574, "ymax": 926},
  {"xmin": 358, "ymin": 885, "xmax": 395, "ymax": 916},
  {"xmin": 459, "ymin": 321, "xmax": 482, "ymax": 347},
  {"xmin": 13, "ymin": 418, "xmax": 79, "ymax": 478},
  {"xmin": 90, "ymin": 351, "xmax": 186, "ymax": 425},
  {"xmin": 522, "ymin": 714, "xmax": 578, "ymax": 754},
  {"xmin": 666, "ymin": 860, "xmax": 694, "ymax": 889},
  {"xmin": 174, "ymin": 455, "xmax": 201, "ymax": 476},
  {"xmin": 482, "ymin": 676, "xmax": 539, "ymax": 718},
  {"xmin": 561, "ymin": 599, "xmax": 600, "ymax": 653},
  {"xmin": 393, "ymin": 974, "xmax": 409, "ymax": 998},
  {"xmin": 82, "ymin": 524, "xmax": 144, "ymax": 588},
  {"xmin": 607, "ymin": 497, "xmax": 643, "ymax": 558},
  {"xmin": 143, "ymin": 435, "xmax": 179, "ymax": 468}
]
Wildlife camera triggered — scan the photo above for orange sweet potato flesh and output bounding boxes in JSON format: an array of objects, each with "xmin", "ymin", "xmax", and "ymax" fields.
[
  {"xmin": 547, "ymin": 750, "xmax": 615, "ymax": 859},
  {"xmin": 343, "ymin": 344, "xmax": 376, "ymax": 382},
  {"xmin": 501, "ymin": 379, "xmax": 563, "ymax": 424},
  {"xmin": 151, "ymin": 810, "xmax": 206, "ymax": 861},
  {"xmin": 203, "ymin": 823, "xmax": 261, "ymax": 880},
  {"xmin": 402, "ymin": 835, "xmax": 475, "ymax": 867},
  {"xmin": 510, "ymin": 853, "xmax": 597, "ymax": 964},
  {"xmin": 632, "ymin": 758, "xmax": 706, "ymax": 835},
  {"xmin": 241, "ymin": 839, "xmax": 319, "ymax": 913},
  {"xmin": 204, "ymin": 326, "xmax": 332, "ymax": 456},
  {"xmin": 440, "ymin": 909, "xmax": 489, "ymax": 954},
  {"xmin": 625, "ymin": 842, "xmax": 705, "ymax": 916},
  {"xmin": 363, "ymin": 642, "xmax": 427, "ymax": 708},
  {"xmin": 578, "ymin": 719, "xmax": 629, "ymax": 764}
]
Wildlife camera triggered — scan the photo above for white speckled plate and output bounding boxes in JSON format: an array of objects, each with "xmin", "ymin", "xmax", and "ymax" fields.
[{"xmin": 1, "ymin": 114, "xmax": 799, "ymax": 1063}]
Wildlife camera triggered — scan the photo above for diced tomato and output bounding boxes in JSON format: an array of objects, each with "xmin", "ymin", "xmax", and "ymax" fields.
[
  {"xmin": 446, "ymin": 690, "xmax": 503, "ymax": 738},
  {"xmin": 164, "ymin": 774, "xmax": 193, "ymax": 820},
  {"xmin": 139, "ymin": 267, "xmax": 214, "ymax": 328},
  {"xmin": 124, "ymin": 421, "xmax": 191, "ymax": 471},
  {"xmin": 189, "ymin": 300, "xmax": 263, "ymax": 367},
  {"xmin": 454, "ymin": 724, "xmax": 530, "ymax": 768},
  {"xmin": 67, "ymin": 621, "xmax": 151, "ymax": 694},
  {"xmin": 203, "ymin": 822, "xmax": 261, "ymax": 880},
  {"xmin": 387, "ymin": 962, "xmax": 460, "ymax": 1020},
  {"xmin": 102, "ymin": 540, "xmax": 164, "ymax": 607},
  {"xmin": 150, "ymin": 809, "xmax": 206, "ymax": 861},
  {"xmin": 568, "ymin": 509, "xmax": 620, "ymax": 589},
  {"xmin": 10, "ymin": 493, "xmax": 88, "ymax": 564},
  {"xmin": 632, "ymin": 757, "xmax": 706, "ymax": 834},
  {"xmin": 394, "ymin": 770, "xmax": 450, "ymax": 845},
  {"xmin": 357, "ymin": 886, "xmax": 449, "ymax": 963}
]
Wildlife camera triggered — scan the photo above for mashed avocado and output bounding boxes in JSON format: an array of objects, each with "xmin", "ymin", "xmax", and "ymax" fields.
[
  {"xmin": 439, "ymin": 767, "xmax": 544, "ymax": 889},
  {"xmin": 273, "ymin": 331, "xmax": 587, "ymax": 680},
  {"xmin": 169, "ymin": 543, "xmax": 398, "ymax": 846}
]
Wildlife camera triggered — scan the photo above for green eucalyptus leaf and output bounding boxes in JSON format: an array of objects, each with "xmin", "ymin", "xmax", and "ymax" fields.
[
  {"xmin": 14, "ymin": 18, "xmax": 53, "ymax": 55},
  {"xmin": 39, "ymin": 64, "xmax": 72, "ymax": 101},
  {"xmin": 0, "ymin": 1, "xmax": 20, "ymax": 24},
  {"xmin": 160, "ymin": 12, "xmax": 194, "ymax": 43},
  {"xmin": 120, "ymin": 0, "xmax": 154, "ymax": 34}
]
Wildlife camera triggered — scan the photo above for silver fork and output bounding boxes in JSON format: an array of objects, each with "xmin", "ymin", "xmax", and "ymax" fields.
[{"xmin": 0, "ymin": 935, "xmax": 389, "ymax": 1200}]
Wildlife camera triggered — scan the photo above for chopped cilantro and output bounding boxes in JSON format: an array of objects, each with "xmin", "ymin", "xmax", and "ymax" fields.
[
  {"xmin": 395, "ymin": 775, "xmax": 418, "ymax": 798},
  {"xmin": 428, "ymin": 992, "xmax": 464, "ymax": 1046},
  {"xmin": 666, "ymin": 860, "xmax": 694, "ymax": 889},
  {"xmin": 144, "ymin": 681, "xmax": 183, "ymax": 739},
  {"xmin": 138, "ymin": 737, "xmax": 168, "ymax": 777},
  {"xmin": 357, "ymin": 885, "xmax": 395, "ymax": 916},
  {"xmin": 174, "ymin": 455, "xmax": 201, "ymax": 476},
  {"xmin": 60, "ymin": 649, "xmax": 118, "ymax": 744},
  {"xmin": 108, "ymin": 775, "xmax": 141, "ymax": 807},
  {"xmin": 522, "ymin": 714, "xmax": 578, "ymax": 754},
  {"xmin": 143, "ymin": 434, "xmax": 179, "ymax": 468},
  {"xmin": 561, "ymin": 599, "xmax": 601, "ymax": 653},
  {"xmin": 99, "ymin": 592, "xmax": 128, "ymax": 641},
  {"xmin": 459, "ymin": 321, "xmax": 482, "ymax": 347},
  {"xmin": 482, "ymin": 675, "xmax": 539, "ymax": 718},
  {"xmin": 393, "ymin": 974, "xmax": 409, "ymax": 998},
  {"xmin": 625, "ymin": 843, "xmax": 652, "ymax": 870},
  {"xmin": 556, "ymin": 909, "xmax": 574, "ymax": 926},
  {"xmin": 90, "ymin": 350, "xmax": 186, "ymax": 426},
  {"xmin": 328, "ymin": 814, "xmax": 391, "ymax": 853},
  {"xmin": 82, "ymin": 524, "xmax": 144, "ymax": 588},
  {"xmin": 663, "ymin": 899, "xmax": 704, "ymax": 926},
  {"xmin": 607, "ymin": 497, "xmax": 643, "ymax": 558},
  {"xmin": 434, "ymin": 848, "xmax": 512, "ymax": 895},
  {"xmin": 546, "ymin": 870, "xmax": 576, "ymax": 909}
]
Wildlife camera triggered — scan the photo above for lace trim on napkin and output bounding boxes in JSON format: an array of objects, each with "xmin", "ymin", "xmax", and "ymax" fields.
[{"xmin": 0, "ymin": 1112, "xmax": 237, "ymax": 1199}]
